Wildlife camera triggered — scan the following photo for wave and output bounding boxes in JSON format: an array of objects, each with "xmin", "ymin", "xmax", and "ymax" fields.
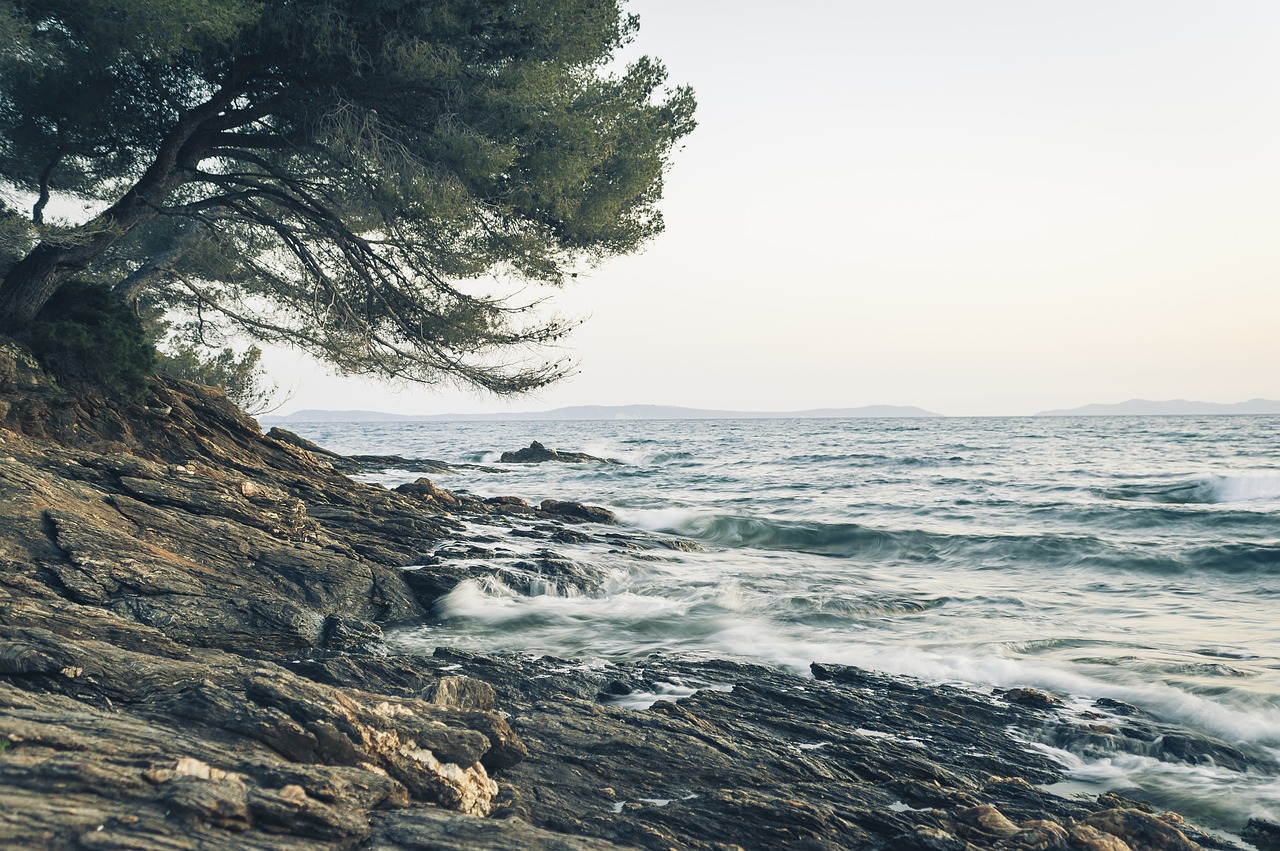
[
  {"xmin": 625, "ymin": 510, "xmax": 1118, "ymax": 564},
  {"xmin": 621, "ymin": 509, "xmax": 1280, "ymax": 576},
  {"xmin": 1105, "ymin": 474, "xmax": 1280, "ymax": 505},
  {"xmin": 1032, "ymin": 744, "xmax": 1280, "ymax": 825},
  {"xmin": 626, "ymin": 511, "xmax": 942, "ymax": 559},
  {"xmin": 784, "ymin": 452, "xmax": 968, "ymax": 467},
  {"xmin": 1186, "ymin": 542, "xmax": 1280, "ymax": 574}
]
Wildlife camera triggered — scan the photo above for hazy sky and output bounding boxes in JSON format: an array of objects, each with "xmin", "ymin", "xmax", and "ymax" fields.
[{"xmin": 270, "ymin": 0, "xmax": 1280, "ymax": 417}]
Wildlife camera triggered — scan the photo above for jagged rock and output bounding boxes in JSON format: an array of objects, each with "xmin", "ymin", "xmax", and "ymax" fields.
[
  {"xmin": 371, "ymin": 808, "xmax": 630, "ymax": 850},
  {"xmin": 265, "ymin": 427, "xmax": 343, "ymax": 460},
  {"xmin": 499, "ymin": 441, "xmax": 618, "ymax": 464},
  {"xmin": 396, "ymin": 477, "xmax": 460, "ymax": 506},
  {"xmin": 429, "ymin": 675, "xmax": 497, "ymax": 711}
]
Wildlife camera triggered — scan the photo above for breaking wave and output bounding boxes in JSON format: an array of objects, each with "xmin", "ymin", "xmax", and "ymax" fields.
[{"xmin": 1105, "ymin": 474, "xmax": 1280, "ymax": 505}]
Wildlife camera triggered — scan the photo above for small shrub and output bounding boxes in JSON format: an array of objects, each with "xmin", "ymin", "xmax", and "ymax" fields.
[
  {"xmin": 21, "ymin": 281, "xmax": 156, "ymax": 401},
  {"xmin": 156, "ymin": 342, "xmax": 284, "ymax": 415}
]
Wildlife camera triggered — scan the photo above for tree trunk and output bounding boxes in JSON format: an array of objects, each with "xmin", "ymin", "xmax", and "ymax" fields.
[
  {"xmin": 0, "ymin": 76, "xmax": 247, "ymax": 333},
  {"xmin": 0, "ymin": 215, "xmax": 141, "ymax": 333},
  {"xmin": 0, "ymin": 244, "xmax": 72, "ymax": 330}
]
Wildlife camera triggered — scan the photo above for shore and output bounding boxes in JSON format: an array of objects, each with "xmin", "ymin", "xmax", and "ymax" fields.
[{"xmin": 0, "ymin": 340, "xmax": 1270, "ymax": 850}]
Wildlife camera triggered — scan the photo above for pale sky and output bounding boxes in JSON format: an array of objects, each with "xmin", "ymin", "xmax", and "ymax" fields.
[{"xmin": 270, "ymin": 0, "xmax": 1280, "ymax": 417}]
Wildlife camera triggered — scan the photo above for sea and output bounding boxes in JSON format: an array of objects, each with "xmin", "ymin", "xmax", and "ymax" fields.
[{"xmin": 289, "ymin": 415, "xmax": 1280, "ymax": 837}]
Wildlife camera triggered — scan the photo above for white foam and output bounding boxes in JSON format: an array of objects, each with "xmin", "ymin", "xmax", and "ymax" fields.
[
  {"xmin": 611, "ymin": 681, "xmax": 732, "ymax": 711},
  {"xmin": 1200, "ymin": 473, "xmax": 1280, "ymax": 504},
  {"xmin": 1031, "ymin": 741, "xmax": 1280, "ymax": 822},
  {"xmin": 689, "ymin": 624, "xmax": 1280, "ymax": 747},
  {"xmin": 435, "ymin": 578, "xmax": 689, "ymax": 625},
  {"xmin": 615, "ymin": 506, "xmax": 706, "ymax": 532}
]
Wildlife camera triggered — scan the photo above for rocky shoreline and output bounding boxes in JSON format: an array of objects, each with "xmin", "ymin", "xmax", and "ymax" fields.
[{"xmin": 1, "ymin": 340, "xmax": 1273, "ymax": 850}]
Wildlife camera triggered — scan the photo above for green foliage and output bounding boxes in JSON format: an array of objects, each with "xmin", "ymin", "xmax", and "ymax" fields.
[
  {"xmin": 156, "ymin": 342, "xmax": 282, "ymax": 415},
  {"xmin": 0, "ymin": 199, "xmax": 35, "ymax": 272},
  {"xmin": 0, "ymin": 0, "xmax": 696, "ymax": 393},
  {"xmin": 20, "ymin": 280, "xmax": 156, "ymax": 401}
]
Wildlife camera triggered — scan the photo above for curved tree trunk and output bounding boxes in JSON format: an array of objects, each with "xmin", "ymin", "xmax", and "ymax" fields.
[
  {"xmin": 0, "ymin": 244, "xmax": 74, "ymax": 330},
  {"xmin": 0, "ymin": 78, "xmax": 245, "ymax": 333},
  {"xmin": 0, "ymin": 204, "xmax": 150, "ymax": 333}
]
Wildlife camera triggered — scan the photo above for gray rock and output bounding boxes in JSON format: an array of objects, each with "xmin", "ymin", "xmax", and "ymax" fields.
[{"xmin": 538, "ymin": 499, "xmax": 616, "ymax": 524}]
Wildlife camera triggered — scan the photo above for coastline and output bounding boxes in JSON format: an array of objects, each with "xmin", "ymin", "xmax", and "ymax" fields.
[{"xmin": 0, "ymin": 343, "xmax": 1268, "ymax": 849}]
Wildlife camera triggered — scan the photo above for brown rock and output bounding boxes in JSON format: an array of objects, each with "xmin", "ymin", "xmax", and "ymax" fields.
[
  {"xmin": 1003, "ymin": 687, "xmax": 1062, "ymax": 709},
  {"xmin": 1012, "ymin": 819, "xmax": 1071, "ymax": 850},
  {"xmin": 1069, "ymin": 823, "xmax": 1135, "ymax": 851},
  {"xmin": 429, "ymin": 675, "xmax": 497, "ymax": 711},
  {"xmin": 1081, "ymin": 808, "xmax": 1201, "ymax": 850},
  {"xmin": 956, "ymin": 803, "xmax": 1020, "ymax": 837}
]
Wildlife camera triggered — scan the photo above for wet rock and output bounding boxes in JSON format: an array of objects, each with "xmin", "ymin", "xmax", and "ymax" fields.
[
  {"xmin": 538, "ymin": 499, "xmax": 616, "ymax": 524},
  {"xmin": 1011, "ymin": 819, "xmax": 1072, "ymax": 849},
  {"xmin": 1094, "ymin": 697, "xmax": 1140, "ymax": 716},
  {"xmin": 550, "ymin": 528, "xmax": 595, "ymax": 544},
  {"xmin": 1082, "ymin": 808, "xmax": 1201, "ymax": 850},
  {"xmin": 267, "ymin": 430, "xmax": 499, "ymax": 479},
  {"xmin": 321, "ymin": 614, "xmax": 383, "ymax": 650},
  {"xmin": 1158, "ymin": 732, "xmax": 1250, "ymax": 772},
  {"xmin": 1003, "ymin": 687, "xmax": 1062, "ymax": 709},
  {"xmin": 954, "ymin": 804, "xmax": 1021, "ymax": 837},
  {"xmin": 487, "ymin": 495, "xmax": 534, "ymax": 516},
  {"xmin": 1040, "ymin": 702, "xmax": 1259, "ymax": 777},
  {"xmin": 372, "ymin": 808, "xmax": 629, "ymax": 850},
  {"xmin": 1243, "ymin": 818, "xmax": 1280, "ymax": 850},
  {"xmin": 396, "ymin": 477, "xmax": 460, "ymax": 505},
  {"xmin": 264, "ymin": 427, "xmax": 343, "ymax": 460},
  {"xmin": 892, "ymin": 826, "xmax": 969, "ymax": 850},
  {"xmin": 499, "ymin": 441, "xmax": 618, "ymax": 464}
]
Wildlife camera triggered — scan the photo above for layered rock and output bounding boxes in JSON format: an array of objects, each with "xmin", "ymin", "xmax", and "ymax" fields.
[{"xmin": 0, "ymin": 340, "xmax": 1253, "ymax": 849}]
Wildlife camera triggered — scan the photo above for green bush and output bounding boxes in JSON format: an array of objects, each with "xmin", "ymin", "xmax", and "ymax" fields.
[
  {"xmin": 156, "ymin": 342, "xmax": 281, "ymax": 414},
  {"xmin": 21, "ymin": 281, "xmax": 156, "ymax": 401}
]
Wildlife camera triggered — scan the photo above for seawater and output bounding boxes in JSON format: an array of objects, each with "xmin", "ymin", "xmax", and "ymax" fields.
[{"xmin": 291, "ymin": 416, "xmax": 1280, "ymax": 833}]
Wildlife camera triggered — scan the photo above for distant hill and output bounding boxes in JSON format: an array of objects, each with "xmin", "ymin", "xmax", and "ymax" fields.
[
  {"xmin": 1036, "ymin": 398, "xmax": 1280, "ymax": 416},
  {"xmin": 261, "ymin": 403, "xmax": 941, "ymax": 424}
]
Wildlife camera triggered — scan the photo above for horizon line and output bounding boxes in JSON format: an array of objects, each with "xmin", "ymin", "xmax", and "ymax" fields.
[{"xmin": 262, "ymin": 398, "xmax": 1280, "ymax": 423}]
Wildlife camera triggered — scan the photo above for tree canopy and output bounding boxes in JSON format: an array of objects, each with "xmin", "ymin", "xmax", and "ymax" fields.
[{"xmin": 0, "ymin": 0, "xmax": 695, "ymax": 392}]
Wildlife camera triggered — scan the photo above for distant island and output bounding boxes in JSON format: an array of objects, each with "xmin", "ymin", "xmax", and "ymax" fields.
[
  {"xmin": 1036, "ymin": 398, "xmax": 1280, "ymax": 416},
  {"xmin": 261, "ymin": 403, "xmax": 941, "ymax": 423}
]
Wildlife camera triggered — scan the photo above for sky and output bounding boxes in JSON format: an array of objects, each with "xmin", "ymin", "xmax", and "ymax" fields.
[{"xmin": 270, "ymin": 0, "xmax": 1280, "ymax": 417}]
